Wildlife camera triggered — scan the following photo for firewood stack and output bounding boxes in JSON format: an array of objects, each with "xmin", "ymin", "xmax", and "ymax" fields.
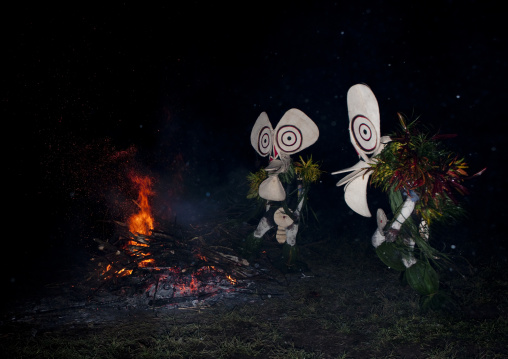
[{"xmin": 90, "ymin": 220, "xmax": 258, "ymax": 288}]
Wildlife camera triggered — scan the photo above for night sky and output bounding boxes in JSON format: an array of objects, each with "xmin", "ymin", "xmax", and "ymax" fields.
[{"xmin": 4, "ymin": 2, "xmax": 506, "ymax": 290}]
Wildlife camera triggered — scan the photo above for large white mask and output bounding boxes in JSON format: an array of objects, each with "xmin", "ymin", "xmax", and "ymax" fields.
[
  {"xmin": 332, "ymin": 84, "xmax": 391, "ymax": 217},
  {"xmin": 251, "ymin": 108, "xmax": 319, "ymax": 201}
]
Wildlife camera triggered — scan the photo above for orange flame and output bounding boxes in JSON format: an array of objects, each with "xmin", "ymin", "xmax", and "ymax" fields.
[
  {"xmin": 128, "ymin": 175, "xmax": 154, "ymax": 236},
  {"xmin": 226, "ymin": 274, "xmax": 237, "ymax": 285},
  {"xmin": 117, "ymin": 268, "xmax": 134, "ymax": 277},
  {"xmin": 138, "ymin": 258, "xmax": 156, "ymax": 267}
]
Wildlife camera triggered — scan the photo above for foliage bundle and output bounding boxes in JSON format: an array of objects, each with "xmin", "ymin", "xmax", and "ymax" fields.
[
  {"xmin": 367, "ymin": 114, "xmax": 485, "ymax": 310},
  {"xmin": 369, "ymin": 113, "xmax": 483, "ymax": 225}
]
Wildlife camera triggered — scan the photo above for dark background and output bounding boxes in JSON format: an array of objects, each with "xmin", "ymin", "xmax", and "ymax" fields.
[{"xmin": 3, "ymin": 2, "xmax": 506, "ymax": 292}]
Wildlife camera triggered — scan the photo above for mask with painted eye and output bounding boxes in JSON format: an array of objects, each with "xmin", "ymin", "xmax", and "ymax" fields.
[
  {"xmin": 351, "ymin": 115, "xmax": 378, "ymax": 156},
  {"xmin": 332, "ymin": 84, "xmax": 391, "ymax": 217},
  {"xmin": 251, "ymin": 108, "xmax": 319, "ymax": 201},
  {"xmin": 346, "ymin": 85, "xmax": 383, "ymax": 162}
]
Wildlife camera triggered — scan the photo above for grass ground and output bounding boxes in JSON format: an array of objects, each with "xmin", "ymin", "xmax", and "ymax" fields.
[{"xmin": 1, "ymin": 211, "xmax": 507, "ymax": 358}]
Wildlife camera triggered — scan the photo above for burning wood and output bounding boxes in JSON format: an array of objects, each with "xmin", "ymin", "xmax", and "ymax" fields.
[
  {"xmin": 89, "ymin": 220, "xmax": 258, "ymax": 308},
  {"xmin": 87, "ymin": 172, "xmax": 260, "ymax": 309},
  {"xmin": 94, "ymin": 222, "xmax": 253, "ymax": 277}
]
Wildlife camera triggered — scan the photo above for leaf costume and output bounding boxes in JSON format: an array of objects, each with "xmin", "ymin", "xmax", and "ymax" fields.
[
  {"xmin": 333, "ymin": 84, "xmax": 485, "ymax": 308},
  {"xmin": 248, "ymin": 109, "xmax": 320, "ymax": 248}
]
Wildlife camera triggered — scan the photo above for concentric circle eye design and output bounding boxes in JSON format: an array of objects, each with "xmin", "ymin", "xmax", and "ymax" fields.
[
  {"xmin": 351, "ymin": 115, "xmax": 378, "ymax": 153},
  {"xmin": 276, "ymin": 125, "xmax": 302, "ymax": 153},
  {"xmin": 257, "ymin": 126, "xmax": 272, "ymax": 156}
]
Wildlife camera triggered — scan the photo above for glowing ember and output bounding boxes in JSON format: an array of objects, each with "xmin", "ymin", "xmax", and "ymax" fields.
[
  {"xmin": 143, "ymin": 265, "xmax": 240, "ymax": 305},
  {"xmin": 117, "ymin": 268, "xmax": 134, "ymax": 277},
  {"xmin": 138, "ymin": 258, "xmax": 156, "ymax": 267},
  {"xmin": 128, "ymin": 174, "xmax": 154, "ymax": 236},
  {"xmin": 226, "ymin": 274, "xmax": 237, "ymax": 285}
]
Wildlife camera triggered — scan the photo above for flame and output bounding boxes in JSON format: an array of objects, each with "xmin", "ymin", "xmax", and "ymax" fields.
[
  {"xmin": 123, "ymin": 174, "xmax": 156, "ymax": 272},
  {"xmin": 117, "ymin": 268, "xmax": 134, "ymax": 277},
  {"xmin": 226, "ymin": 274, "xmax": 237, "ymax": 285},
  {"xmin": 138, "ymin": 258, "xmax": 156, "ymax": 267},
  {"xmin": 128, "ymin": 174, "xmax": 154, "ymax": 236}
]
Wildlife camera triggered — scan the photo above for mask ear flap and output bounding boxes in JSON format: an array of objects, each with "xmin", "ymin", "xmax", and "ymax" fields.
[
  {"xmin": 347, "ymin": 84, "xmax": 381, "ymax": 160},
  {"xmin": 344, "ymin": 171, "xmax": 373, "ymax": 217},
  {"xmin": 251, "ymin": 112, "xmax": 273, "ymax": 157},
  {"xmin": 274, "ymin": 108, "xmax": 319, "ymax": 155}
]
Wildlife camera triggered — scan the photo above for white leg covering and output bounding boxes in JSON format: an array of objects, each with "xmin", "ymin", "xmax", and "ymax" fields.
[
  {"xmin": 372, "ymin": 197, "xmax": 420, "ymax": 267},
  {"xmin": 286, "ymin": 223, "xmax": 299, "ymax": 246},
  {"xmin": 372, "ymin": 208, "xmax": 388, "ymax": 248},
  {"xmin": 372, "ymin": 229, "xmax": 385, "ymax": 248},
  {"xmin": 254, "ymin": 217, "xmax": 274, "ymax": 238},
  {"xmin": 391, "ymin": 196, "xmax": 416, "ymax": 231}
]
